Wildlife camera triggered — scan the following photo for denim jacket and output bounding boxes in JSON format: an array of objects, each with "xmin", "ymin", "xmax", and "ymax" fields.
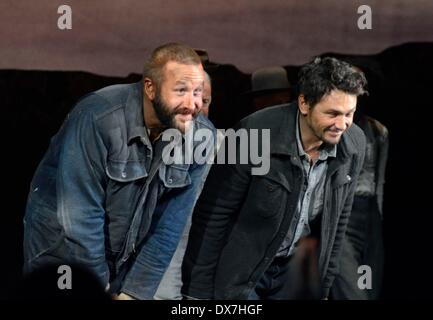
[{"xmin": 23, "ymin": 81, "xmax": 216, "ymax": 299}]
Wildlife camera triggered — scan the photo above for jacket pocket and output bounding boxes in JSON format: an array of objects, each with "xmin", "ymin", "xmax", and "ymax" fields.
[
  {"xmin": 331, "ymin": 171, "xmax": 353, "ymax": 189},
  {"xmin": 105, "ymin": 159, "xmax": 148, "ymax": 182},
  {"xmin": 105, "ymin": 159, "xmax": 149, "ymax": 254},
  {"xmin": 159, "ymin": 163, "xmax": 192, "ymax": 188},
  {"xmin": 248, "ymin": 173, "xmax": 290, "ymax": 218},
  {"xmin": 329, "ymin": 169, "xmax": 354, "ymax": 217}
]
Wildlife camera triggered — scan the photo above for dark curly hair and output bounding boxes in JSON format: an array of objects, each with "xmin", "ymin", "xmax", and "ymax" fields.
[{"xmin": 298, "ymin": 57, "xmax": 367, "ymax": 107}]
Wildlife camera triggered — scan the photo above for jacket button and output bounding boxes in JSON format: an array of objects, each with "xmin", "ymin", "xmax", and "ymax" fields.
[
  {"xmin": 121, "ymin": 172, "xmax": 127, "ymax": 178},
  {"xmin": 248, "ymin": 281, "xmax": 254, "ymax": 287},
  {"xmin": 346, "ymin": 175, "xmax": 351, "ymax": 181},
  {"xmin": 168, "ymin": 178, "xmax": 173, "ymax": 184},
  {"xmin": 267, "ymin": 185, "xmax": 274, "ymax": 192}
]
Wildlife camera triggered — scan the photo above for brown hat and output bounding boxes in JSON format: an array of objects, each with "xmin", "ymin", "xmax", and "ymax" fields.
[{"xmin": 250, "ymin": 66, "xmax": 291, "ymax": 94}]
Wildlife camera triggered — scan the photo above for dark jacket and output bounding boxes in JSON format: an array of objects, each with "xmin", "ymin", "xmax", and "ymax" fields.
[{"xmin": 182, "ymin": 102, "xmax": 366, "ymax": 299}]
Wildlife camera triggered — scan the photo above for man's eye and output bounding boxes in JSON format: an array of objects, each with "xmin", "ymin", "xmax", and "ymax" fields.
[{"xmin": 176, "ymin": 88, "xmax": 186, "ymax": 94}]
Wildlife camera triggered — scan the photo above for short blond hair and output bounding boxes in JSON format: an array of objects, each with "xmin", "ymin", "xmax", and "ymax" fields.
[{"xmin": 143, "ymin": 43, "xmax": 202, "ymax": 86}]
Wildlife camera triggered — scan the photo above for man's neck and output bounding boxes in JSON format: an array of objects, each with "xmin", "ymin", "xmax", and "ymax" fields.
[
  {"xmin": 143, "ymin": 100, "xmax": 165, "ymax": 143},
  {"xmin": 149, "ymin": 129, "xmax": 163, "ymax": 143},
  {"xmin": 299, "ymin": 115, "xmax": 323, "ymax": 162}
]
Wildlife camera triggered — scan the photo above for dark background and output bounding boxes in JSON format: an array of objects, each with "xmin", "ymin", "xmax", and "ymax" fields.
[{"xmin": 1, "ymin": 1, "xmax": 433, "ymax": 300}]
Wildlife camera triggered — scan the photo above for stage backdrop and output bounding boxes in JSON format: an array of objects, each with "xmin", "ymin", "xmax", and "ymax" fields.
[{"xmin": 1, "ymin": 0, "xmax": 432, "ymax": 76}]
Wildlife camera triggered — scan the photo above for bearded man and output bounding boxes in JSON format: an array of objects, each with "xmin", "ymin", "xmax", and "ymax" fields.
[{"xmin": 23, "ymin": 43, "xmax": 215, "ymax": 300}]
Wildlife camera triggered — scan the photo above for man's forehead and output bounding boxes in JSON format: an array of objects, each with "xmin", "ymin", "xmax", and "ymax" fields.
[
  {"xmin": 319, "ymin": 90, "xmax": 357, "ymax": 106},
  {"xmin": 163, "ymin": 61, "xmax": 204, "ymax": 82}
]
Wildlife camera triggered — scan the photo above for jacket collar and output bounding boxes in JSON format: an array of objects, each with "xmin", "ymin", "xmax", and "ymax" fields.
[
  {"xmin": 269, "ymin": 103, "xmax": 298, "ymax": 156},
  {"xmin": 124, "ymin": 80, "xmax": 152, "ymax": 146}
]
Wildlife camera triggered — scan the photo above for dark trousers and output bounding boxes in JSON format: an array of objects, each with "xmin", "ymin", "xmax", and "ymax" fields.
[
  {"xmin": 248, "ymin": 237, "xmax": 321, "ymax": 300},
  {"xmin": 248, "ymin": 256, "xmax": 294, "ymax": 300}
]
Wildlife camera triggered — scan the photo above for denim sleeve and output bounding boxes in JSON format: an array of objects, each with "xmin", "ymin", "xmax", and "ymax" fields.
[
  {"xmin": 56, "ymin": 97, "xmax": 109, "ymax": 287},
  {"xmin": 120, "ymin": 160, "xmax": 212, "ymax": 300},
  {"xmin": 153, "ymin": 213, "xmax": 192, "ymax": 300}
]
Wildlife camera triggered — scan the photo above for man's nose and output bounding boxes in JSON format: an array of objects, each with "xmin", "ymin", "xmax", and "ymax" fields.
[
  {"xmin": 184, "ymin": 92, "xmax": 199, "ymax": 112},
  {"xmin": 335, "ymin": 115, "xmax": 347, "ymax": 131}
]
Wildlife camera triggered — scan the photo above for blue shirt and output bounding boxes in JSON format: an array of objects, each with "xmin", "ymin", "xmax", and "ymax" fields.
[{"xmin": 277, "ymin": 111, "xmax": 336, "ymax": 257}]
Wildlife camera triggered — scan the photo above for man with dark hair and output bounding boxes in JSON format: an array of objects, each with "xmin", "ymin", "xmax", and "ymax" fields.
[
  {"xmin": 182, "ymin": 57, "xmax": 367, "ymax": 299},
  {"xmin": 23, "ymin": 43, "xmax": 216, "ymax": 300}
]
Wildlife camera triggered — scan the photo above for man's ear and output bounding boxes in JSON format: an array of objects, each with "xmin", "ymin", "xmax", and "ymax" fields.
[
  {"xmin": 298, "ymin": 94, "xmax": 309, "ymax": 116},
  {"xmin": 144, "ymin": 77, "xmax": 156, "ymax": 100}
]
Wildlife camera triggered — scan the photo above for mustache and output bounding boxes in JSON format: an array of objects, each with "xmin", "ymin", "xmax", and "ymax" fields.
[
  {"xmin": 173, "ymin": 107, "xmax": 198, "ymax": 117},
  {"xmin": 326, "ymin": 127, "xmax": 343, "ymax": 133}
]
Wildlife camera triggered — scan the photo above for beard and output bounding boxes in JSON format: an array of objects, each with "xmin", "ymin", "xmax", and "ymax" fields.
[
  {"xmin": 152, "ymin": 89, "xmax": 198, "ymax": 133},
  {"xmin": 307, "ymin": 119, "xmax": 343, "ymax": 146},
  {"xmin": 319, "ymin": 128, "xmax": 344, "ymax": 145}
]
